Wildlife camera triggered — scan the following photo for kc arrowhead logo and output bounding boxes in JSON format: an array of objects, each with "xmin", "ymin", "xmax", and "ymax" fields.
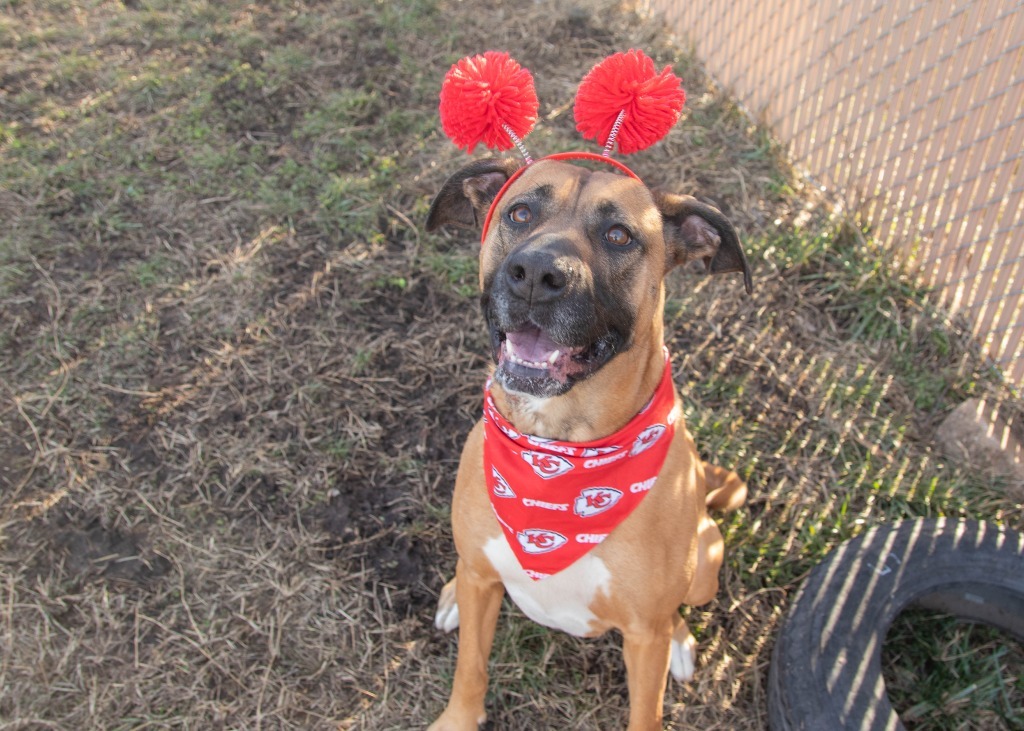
[
  {"xmin": 517, "ymin": 528, "xmax": 568, "ymax": 554},
  {"xmin": 491, "ymin": 467, "xmax": 516, "ymax": 498},
  {"xmin": 574, "ymin": 487, "xmax": 624, "ymax": 517},
  {"xmin": 630, "ymin": 424, "xmax": 666, "ymax": 456},
  {"xmin": 521, "ymin": 450, "xmax": 574, "ymax": 479}
]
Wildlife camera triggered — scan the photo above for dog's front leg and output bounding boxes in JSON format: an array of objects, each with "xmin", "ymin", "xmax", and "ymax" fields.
[
  {"xmin": 429, "ymin": 559, "xmax": 504, "ymax": 731},
  {"xmin": 622, "ymin": 619, "xmax": 675, "ymax": 731}
]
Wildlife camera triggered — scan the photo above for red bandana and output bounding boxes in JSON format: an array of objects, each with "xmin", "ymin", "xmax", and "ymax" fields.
[{"xmin": 483, "ymin": 355, "xmax": 678, "ymax": 580}]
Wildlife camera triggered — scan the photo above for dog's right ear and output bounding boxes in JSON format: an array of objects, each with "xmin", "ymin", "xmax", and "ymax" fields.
[{"xmin": 426, "ymin": 157, "xmax": 523, "ymax": 231}]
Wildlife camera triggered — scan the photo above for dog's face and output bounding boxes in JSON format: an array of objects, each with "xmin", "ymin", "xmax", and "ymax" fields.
[{"xmin": 428, "ymin": 157, "xmax": 751, "ymax": 398}]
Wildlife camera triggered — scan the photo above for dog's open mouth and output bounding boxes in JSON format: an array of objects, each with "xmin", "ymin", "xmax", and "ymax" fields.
[{"xmin": 492, "ymin": 324, "xmax": 618, "ymax": 397}]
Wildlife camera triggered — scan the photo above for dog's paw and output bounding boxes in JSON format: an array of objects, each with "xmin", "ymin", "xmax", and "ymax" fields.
[
  {"xmin": 669, "ymin": 629, "xmax": 696, "ymax": 682},
  {"xmin": 435, "ymin": 601, "xmax": 460, "ymax": 633},
  {"xmin": 434, "ymin": 578, "xmax": 460, "ymax": 632}
]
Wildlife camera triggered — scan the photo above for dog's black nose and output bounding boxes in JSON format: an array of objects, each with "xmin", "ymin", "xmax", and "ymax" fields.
[{"xmin": 504, "ymin": 247, "xmax": 571, "ymax": 302}]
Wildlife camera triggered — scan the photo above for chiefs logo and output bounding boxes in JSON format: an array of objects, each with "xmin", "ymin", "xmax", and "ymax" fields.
[
  {"xmin": 630, "ymin": 424, "xmax": 666, "ymax": 456},
  {"xmin": 517, "ymin": 529, "xmax": 568, "ymax": 554},
  {"xmin": 574, "ymin": 487, "xmax": 623, "ymax": 517},
  {"xmin": 491, "ymin": 468, "xmax": 516, "ymax": 498},
  {"xmin": 521, "ymin": 450, "xmax": 574, "ymax": 479}
]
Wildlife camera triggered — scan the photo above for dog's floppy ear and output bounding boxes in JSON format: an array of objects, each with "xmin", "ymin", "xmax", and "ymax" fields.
[
  {"xmin": 657, "ymin": 192, "xmax": 753, "ymax": 294},
  {"xmin": 426, "ymin": 157, "xmax": 523, "ymax": 231}
]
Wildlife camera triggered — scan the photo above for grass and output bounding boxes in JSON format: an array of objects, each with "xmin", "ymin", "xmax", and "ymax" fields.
[
  {"xmin": 1, "ymin": 0, "xmax": 1021, "ymax": 729},
  {"xmin": 884, "ymin": 609, "xmax": 1024, "ymax": 729}
]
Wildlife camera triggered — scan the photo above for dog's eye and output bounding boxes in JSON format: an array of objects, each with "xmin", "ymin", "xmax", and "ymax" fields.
[
  {"xmin": 605, "ymin": 225, "xmax": 631, "ymax": 246},
  {"xmin": 508, "ymin": 204, "xmax": 533, "ymax": 224}
]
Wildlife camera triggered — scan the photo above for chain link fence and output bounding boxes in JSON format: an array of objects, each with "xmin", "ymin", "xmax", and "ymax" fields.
[{"xmin": 645, "ymin": 0, "xmax": 1024, "ymax": 386}]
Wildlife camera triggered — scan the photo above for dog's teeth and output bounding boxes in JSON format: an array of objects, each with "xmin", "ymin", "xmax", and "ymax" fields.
[
  {"xmin": 511, "ymin": 354, "xmax": 548, "ymax": 369},
  {"xmin": 504, "ymin": 343, "xmax": 554, "ymax": 370}
]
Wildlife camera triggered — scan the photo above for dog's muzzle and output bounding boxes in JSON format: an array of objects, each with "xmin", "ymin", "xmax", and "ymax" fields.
[{"xmin": 485, "ymin": 242, "xmax": 626, "ymax": 398}]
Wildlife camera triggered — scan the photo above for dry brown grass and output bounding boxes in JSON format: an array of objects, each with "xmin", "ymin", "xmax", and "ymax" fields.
[{"xmin": 1, "ymin": 1, "xmax": 1021, "ymax": 729}]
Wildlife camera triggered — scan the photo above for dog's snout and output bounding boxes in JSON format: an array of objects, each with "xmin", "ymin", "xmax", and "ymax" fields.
[{"xmin": 504, "ymin": 247, "xmax": 573, "ymax": 302}]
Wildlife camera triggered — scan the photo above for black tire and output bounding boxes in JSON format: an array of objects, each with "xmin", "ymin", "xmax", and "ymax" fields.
[{"xmin": 768, "ymin": 518, "xmax": 1024, "ymax": 730}]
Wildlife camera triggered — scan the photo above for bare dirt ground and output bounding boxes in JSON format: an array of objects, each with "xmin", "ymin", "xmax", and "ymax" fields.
[{"xmin": 1, "ymin": 1, "xmax": 1021, "ymax": 729}]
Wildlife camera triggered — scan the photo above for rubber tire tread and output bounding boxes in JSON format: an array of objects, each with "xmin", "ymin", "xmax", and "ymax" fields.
[{"xmin": 768, "ymin": 518, "xmax": 1024, "ymax": 731}]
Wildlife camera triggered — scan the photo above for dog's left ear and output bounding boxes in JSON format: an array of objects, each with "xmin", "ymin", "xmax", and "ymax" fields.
[
  {"xmin": 657, "ymin": 192, "xmax": 753, "ymax": 294},
  {"xmin": 426, "ymin": 157, "xmax": 523, "ymax": 232}
]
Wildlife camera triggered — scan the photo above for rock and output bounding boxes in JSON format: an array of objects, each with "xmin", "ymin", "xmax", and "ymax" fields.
[{"xmin": 936, "ymin": 398, "xmax": 1024, "ymax": 501}]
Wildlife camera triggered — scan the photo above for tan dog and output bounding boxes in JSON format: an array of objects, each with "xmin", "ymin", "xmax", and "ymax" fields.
[{"xmin": 425, "ymin": 155, "xmax": 751, "ymax": 730}]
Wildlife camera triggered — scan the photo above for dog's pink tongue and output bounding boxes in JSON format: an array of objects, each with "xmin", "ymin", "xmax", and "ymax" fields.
[{"xmin": 507, "ymin": 327, "xmax": 560, "ymax": 362}]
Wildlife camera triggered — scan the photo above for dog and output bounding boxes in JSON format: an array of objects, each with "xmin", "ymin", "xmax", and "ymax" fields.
[{"xmin": 425, "ymin": 154, "xmax": 751, "ymax": 730}]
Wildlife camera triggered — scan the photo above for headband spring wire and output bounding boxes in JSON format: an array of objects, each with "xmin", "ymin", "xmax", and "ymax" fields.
[
  {"xmin": 502, "ymin": 123, "xmax": 534, "ymax": 165},
  {"xmin": 602, "ymin": 110, "xmax": 627, "ymax": 157}
]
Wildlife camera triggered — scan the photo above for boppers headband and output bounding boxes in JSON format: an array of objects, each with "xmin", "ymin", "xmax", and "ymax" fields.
[
  {"xmin": 438, "ymin": 49, "xmax": 686, "ymax": 243},
  {"xmin": 437, "ymin": 48, "xmax": 685, "ymax": 161}
]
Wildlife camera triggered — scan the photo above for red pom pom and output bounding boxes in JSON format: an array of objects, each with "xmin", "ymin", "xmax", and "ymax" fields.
[
  {"xmin": 439, "ymin": 52, "xmax": 539, "ymax": 154},
  {"xmin": 574, "ymin": 50, "xmax": 686, "ymax": 155}
]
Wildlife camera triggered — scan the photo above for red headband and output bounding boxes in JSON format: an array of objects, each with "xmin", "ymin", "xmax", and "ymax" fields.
[
  {"xmin": 479, "ymin": 152, "xmax": 642, "ymax": 244},
  {"xmin": 438, "ymin": 50, "xmax": 687, "ymax": 243}
]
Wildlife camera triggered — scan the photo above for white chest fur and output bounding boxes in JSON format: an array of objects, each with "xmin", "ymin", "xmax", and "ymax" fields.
[{"xmin": 483, "ymin": 535, "xmax": 611, "ymax": 637}]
